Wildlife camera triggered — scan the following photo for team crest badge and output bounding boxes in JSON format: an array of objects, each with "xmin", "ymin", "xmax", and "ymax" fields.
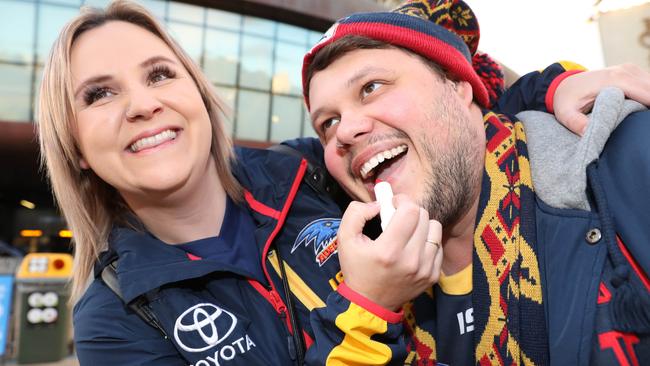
[{"xmin": 291, "ymin": 218, "xmax": 340, "ymax": 266}]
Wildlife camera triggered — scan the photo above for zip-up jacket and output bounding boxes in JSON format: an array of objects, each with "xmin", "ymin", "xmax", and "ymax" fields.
[
  {"xmin": 519, "ymin": 95, "xmax": 650, "ymax": 365},
  {"xmin": 74, "ymin": 143, "xmax": 405, "ymax": 366}
]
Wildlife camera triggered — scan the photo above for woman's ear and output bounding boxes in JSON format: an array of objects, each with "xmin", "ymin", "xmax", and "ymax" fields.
[{"xmin": 79, "ymin": 156, "xmax": 90, "ymax": 170}]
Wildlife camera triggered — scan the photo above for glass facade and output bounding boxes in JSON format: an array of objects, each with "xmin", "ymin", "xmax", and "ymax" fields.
[{"xmin": 0, "ymin": 0, "xmax": 321, "ymax": 141}]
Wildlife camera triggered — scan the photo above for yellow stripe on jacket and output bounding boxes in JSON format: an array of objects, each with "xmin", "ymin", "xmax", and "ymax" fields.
[
  {"xmin": 268, "ymin": 250, "xmax": 326, "ymax": 310},
  {"xmin": 326, "ymin": 302, "xmax": 393, "ymax": 365}
]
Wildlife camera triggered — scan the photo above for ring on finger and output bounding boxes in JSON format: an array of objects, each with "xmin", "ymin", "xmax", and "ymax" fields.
[{"xmin": 425, "ymin": 239, "xmax": 440, "ymax": 249}]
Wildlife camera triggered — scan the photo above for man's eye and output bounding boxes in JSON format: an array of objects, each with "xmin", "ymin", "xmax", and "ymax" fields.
[
  {"xmin": 362, "ymin": 82, "xmax": 382, "ymax": 98},
  {"xmin": 321, "ymin": 117, "xmax": 340, "ymax": 133}
]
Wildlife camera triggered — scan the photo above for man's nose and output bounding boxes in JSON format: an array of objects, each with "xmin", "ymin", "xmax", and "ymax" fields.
[
  {"xmin": 335, "ymin": 113, "xmax": 373, "ymax": 147},
  {"xmin": 125, "ymin": 86, "xmax": 163, "ymax": 122}
]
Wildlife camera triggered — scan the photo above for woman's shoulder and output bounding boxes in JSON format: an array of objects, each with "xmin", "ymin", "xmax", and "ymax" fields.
[
  {"xmin": 73, "ymin": 278, "xmax": 181, "ymax": 365},
  {"xmin": 73, "ymin": 278, "xmax": 159, "ymax": 340}
]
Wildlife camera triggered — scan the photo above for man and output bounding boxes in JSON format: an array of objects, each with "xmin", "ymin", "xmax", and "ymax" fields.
[{"xmin": 300, "ymin": 0, "xmax": 650, "ymax": 364}]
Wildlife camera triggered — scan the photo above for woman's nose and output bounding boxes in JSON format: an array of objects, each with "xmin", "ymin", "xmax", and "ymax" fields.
[{"xmin": 125, "ymin": 87, "xmax": 163, "ymax": 122}]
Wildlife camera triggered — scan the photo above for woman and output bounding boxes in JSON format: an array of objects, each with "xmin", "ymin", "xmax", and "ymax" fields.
[{"xmin": 38, "ymin": 1, "xmax": 442, "ymax": 365}]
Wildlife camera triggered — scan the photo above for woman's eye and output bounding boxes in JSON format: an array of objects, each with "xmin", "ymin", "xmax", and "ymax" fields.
[
  {"xmin": 83, "ymin": 86, "xmax": 114, "ymax": 105},
  {"xmin": 362, "ymin": 81, "xmax": 382, "ymax": 98},
  {"xmin": 148, "ymin": 65, "xmax": 176, "ymax": 85}
]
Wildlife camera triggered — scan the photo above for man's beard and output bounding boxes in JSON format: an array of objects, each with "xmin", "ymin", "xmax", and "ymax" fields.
[{"xmin": 419, "ymin": 94, "xmax": 483, "ymax": 227}]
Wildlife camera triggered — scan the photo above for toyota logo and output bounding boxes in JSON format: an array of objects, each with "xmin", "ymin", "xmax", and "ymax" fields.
[{"xmin": 173, "ymin": 303, "xmax": 238, "ymax": 353}]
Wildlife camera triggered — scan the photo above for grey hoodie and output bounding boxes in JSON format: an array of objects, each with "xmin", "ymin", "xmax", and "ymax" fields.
[{"xmin": 517, "ymin": 87, "xmax": 646, "ymax": 210}]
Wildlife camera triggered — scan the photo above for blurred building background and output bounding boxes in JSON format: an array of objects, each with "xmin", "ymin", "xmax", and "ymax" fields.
[
  {"xmin": 597, "ymin": 1, "xmax": 650, "ymax": 69},
  {"xmin": 0, "ymin": 0, "xmax": 648, "ymax": 255}
]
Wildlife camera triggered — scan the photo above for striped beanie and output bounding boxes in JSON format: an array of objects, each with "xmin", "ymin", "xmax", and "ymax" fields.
[{"xmin": 302, "ymin": 0, "xmax": 503, "ymax": 109}]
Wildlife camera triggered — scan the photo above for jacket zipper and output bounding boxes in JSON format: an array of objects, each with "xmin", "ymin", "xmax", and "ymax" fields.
[
  {"xmin": 268, "ymin": 289, "xmax": 288, "ymax": 319},
  {"xmin": 247, "ymin": 279, "xmax": 292, "ymax": 332},
  {"xmin": 247, "ymin": 159, "xmax": 309, "ymax": 362},
  {"xmin": 248, "ymin": 279, "xmax": 298, "ymax": 361}
]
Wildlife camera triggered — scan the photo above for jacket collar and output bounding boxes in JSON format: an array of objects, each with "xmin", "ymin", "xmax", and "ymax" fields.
[
  {"xmin": 102, "ymin": 228, "xmax": 262, "ymax": 303},
  {"xmin": 97, "ymin": 147, "xmax": 305, "ymax": 303},
  {"xmin": 232, "ymin": 146, "xmax": 304, "ymax": 219}
]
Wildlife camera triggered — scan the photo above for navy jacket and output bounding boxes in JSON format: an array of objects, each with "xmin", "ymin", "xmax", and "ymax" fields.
[
  {"xmin": 73, "ymin": 143, "xmax": 406, "ymax": 366},
  {"xmin": 539, "ymin": 111, "xmax": 650, "ymax": 365}
]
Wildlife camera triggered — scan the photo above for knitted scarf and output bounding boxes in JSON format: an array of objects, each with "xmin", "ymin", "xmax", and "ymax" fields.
[
  {"xmin": 403, "ymin": 112, "xmax": 547, "ymax": 365},
  {"xmin": 472, "ymin": 111, "xmax": 547, "ymax": 365}
]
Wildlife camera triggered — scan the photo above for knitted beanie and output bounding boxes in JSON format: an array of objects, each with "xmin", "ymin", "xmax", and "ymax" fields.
[
  {"xmin": 473, "ymin": 52, "xmax": 505, "ymax": 108},
  {"xmin": 302, "ymin": 0, "xmax": 502, "ymax": 109}
]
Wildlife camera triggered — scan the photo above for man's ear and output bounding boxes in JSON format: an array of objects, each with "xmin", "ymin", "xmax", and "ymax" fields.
[{"xmin": 454, "ymin": 80, "xmax": 473, "ymax": 108}]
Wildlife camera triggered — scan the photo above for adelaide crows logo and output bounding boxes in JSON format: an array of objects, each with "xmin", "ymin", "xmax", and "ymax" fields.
[{"xmin": 291, "ymin": 218, "xmax": 340, "ymax": 267}]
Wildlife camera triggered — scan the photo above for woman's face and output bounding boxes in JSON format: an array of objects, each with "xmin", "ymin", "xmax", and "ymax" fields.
[{"xmin": 70, "ymin": 21, "xmax": 214, "ymax": 204}]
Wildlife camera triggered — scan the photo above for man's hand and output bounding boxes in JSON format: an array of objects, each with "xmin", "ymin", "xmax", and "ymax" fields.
[
  {"xmin": 554, "ymin": 63, "xmax": 650, "ymax": 135},
  {"xmin": 337, "ymin": 195, "xmax": 443, "ymax": 311}
]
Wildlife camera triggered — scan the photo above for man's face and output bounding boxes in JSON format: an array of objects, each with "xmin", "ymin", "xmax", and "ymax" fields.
[{"xmin": 308, "ymin": 48, "xmax": 485, "ymax": 225}]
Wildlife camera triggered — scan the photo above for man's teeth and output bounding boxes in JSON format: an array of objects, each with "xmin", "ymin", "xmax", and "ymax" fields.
[
  {"xmin": 130, "ymin": 129, "xmax": 177, "ymax": 152},
  {"xmin": 360, "ymin": 145, "xmax": 407, "ymax": 179}
]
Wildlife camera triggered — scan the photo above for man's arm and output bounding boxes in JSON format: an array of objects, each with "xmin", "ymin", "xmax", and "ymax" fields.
[
  {"xmin": 496, "ymin": 62, "xmax": 650, "ymax": 135},
  {"xmin": 494, "ymin": 61, "xmax": 586, "ymax": 116},
  {"xmin": 304, "ymin": 284, "xmax": 407, "ymax": 365},
  {"xmin": 303, "ymin": 196, "xmax": 442, "ymax": 365}
]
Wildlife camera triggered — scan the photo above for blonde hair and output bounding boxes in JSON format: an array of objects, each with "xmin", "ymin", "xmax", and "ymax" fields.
[{"xmin": 37, "ymin": 0, "xmax": 242, "ymax": 302}]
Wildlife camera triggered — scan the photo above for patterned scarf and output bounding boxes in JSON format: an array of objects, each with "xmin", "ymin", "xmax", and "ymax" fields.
[
  {"xmin": 404, "ymin": 112, "xmax": 547, "ymax": 365},
  {"xmin": 472, "ymin": 111, "xmax": 547, "ymax": 365}
]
